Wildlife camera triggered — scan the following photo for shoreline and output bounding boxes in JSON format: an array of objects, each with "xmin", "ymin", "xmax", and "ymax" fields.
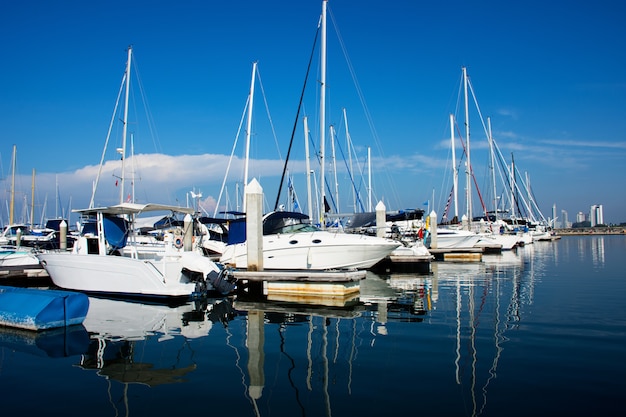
[{"xmin": 555, "ymin": 228, "xmax": 626, "ymax": 235}]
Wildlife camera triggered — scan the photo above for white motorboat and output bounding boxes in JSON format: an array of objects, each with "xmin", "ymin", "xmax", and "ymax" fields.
[
  {"xmin": 0, "ymin": 245, "xmax": 42, "ymax": 268},
  {"xmin": 476, "ymin": 232, "xmax": 520, "ymax": 251},
  {"xmin": 427, "ymin": 228, "xmax": 482, "ymax": 250},
  {"xmin": 219, "ymin": 211, "xmax": 401, "ymax": 270},
  {"xmin": 37, "ymin": 203, "xmax": 236, "ymax": 301}
]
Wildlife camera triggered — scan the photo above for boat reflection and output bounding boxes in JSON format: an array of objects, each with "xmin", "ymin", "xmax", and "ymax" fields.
[
  {"xmin": 76, "ymin": 296, "xmax": 236, "ymax": 384},
  {"xmin": 360, "ymin": 271, "xmax": 431, "ymax": 330},
  {"xmin": 0, "ymin": 324, "xmax": 90, "ymax": 358}
]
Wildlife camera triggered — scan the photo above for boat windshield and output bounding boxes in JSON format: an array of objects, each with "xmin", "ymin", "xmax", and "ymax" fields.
[{"xmin": 263, "ymin": 214, "xmax": 320, "ymax": 235}]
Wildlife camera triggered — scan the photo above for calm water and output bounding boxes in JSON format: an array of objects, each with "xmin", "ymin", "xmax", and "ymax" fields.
[{"xmin": 1, "ymin": 235, "xmax": 624, "ymax": 416}]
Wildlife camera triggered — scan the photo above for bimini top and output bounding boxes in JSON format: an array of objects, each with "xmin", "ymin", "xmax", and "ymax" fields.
[{"xmin": 73, "ymin": 203, "xmax": 195, "ymax": 216}]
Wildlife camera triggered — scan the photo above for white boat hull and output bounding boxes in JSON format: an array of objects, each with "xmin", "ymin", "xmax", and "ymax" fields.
[
  {"xmin": 430, "ymin": 229, "xmax": 482, "ymax": 249},
  {"xmin": 37, "ymin": 251, "xmax": 221, "ymax": 299},
  {"xmin": 477, "ymin": 233, "xmax": 520, "ymax": 251},
  {"xmin": 220, "ymin": 231, "xmax": 400, "ymax": 270}
]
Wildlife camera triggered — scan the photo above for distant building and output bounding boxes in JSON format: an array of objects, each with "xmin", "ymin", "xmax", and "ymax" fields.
[
  {"xmin": 590, "ymin": 204, "xmax": 604, "ymax": 226},
  {"xmin": 561, "ymin": 209, "xmax": 570, "ymax": 228},
  {"xmin": 576, "ymin": 211, "xmax": 586, "ymax": 223}
]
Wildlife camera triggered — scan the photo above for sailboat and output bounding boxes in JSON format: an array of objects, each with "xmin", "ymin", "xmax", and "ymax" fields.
[
  {"xmin": 219, "ymin": 2, "xmax": 400, "ymax": 270},
  {"xmin": 37, "ymin": 47, "xmax": 236, "ymax": 300}
]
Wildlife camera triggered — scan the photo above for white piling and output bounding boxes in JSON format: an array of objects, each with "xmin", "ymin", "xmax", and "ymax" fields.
[
  {"xmin": 16, "ymin": 228, "xmax": 21, "ymax": 248},
  {"xmin": 59, "ymin": 220, "xmax": 67, "ymax": 251},
  {"xmin": 183, "ymin": 213, "xmax": 193, "ymax": 251},
  {"xmin": 429, "ymin": 211, "xmax": 438, "ymax": 249},
  {"xmin": 375, "ymin": 200, "xmax": 386, "ymax": 238},
  {"xmin": 246, "ymin": 178, "xmax": 264, "ymax": 271}
]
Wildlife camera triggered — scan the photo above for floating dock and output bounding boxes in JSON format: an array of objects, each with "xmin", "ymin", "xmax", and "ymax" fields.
[
  {"xmin": 232, "ymin": 269, "xmax": 366, "ymax": 297},
  {"xmin": 429, "ymin": 247, "xmax": 484, "ymax": 262}
]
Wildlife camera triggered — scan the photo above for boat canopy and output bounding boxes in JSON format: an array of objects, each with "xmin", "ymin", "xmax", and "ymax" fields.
[{"xmin": 73, "ymin": 203, "xmax": 195, "ymax": 216}]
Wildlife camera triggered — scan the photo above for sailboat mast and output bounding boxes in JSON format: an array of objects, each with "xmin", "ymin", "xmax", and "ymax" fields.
[
  {"xmin": 119, "ymin": 46, "xmax": 132, "ymax": 205},
  {"xmin": 450, "ymin": 113, "xmax": 459, "ymax": 221},
  {"xmin": 367, "ymin": 146, "xmax": 372, "ymax": 212},
  {"xmin": 330, "ymin": 125, "xmax": 339, "ymax": 213},
  {"xmin": 9, "ymin": 145, "xmax": 16, "ymax": 225},
  {"xmin": 463, "ymin": 67, "xmax": 472, "ymax": 227},
  {"xmin": 243, "ymin": 61, "xmax": 257, "ymax": 206},
  {"xmin": 319, "ymin": 0, "xmax": 327, "ymax": 227},
  {"xmin": 304, "ymin": 116, "xmax": 313, "ymax": 221},
  {"xmin": 343, "ymin": 108, "xmax": 356, "ymax": 212},
  {"xmin": 488, "ymin": 117, "xmax": 497, "ymax": 221},
  {"xmin": 510, "ymin": 153, "xmax": 516, "ymax": 218},
  {"xmin": 131, "ymin": 133, "xmax": 135, "ymax": 203},
  {"xmin": 30, "ymin": 168, "xmax": 35, "ymax": 227}
]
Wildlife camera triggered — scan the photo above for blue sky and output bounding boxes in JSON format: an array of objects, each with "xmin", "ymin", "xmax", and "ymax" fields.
[{"xmin": 1, "ymin": 0, "xmax": 625, "ymax": 226}]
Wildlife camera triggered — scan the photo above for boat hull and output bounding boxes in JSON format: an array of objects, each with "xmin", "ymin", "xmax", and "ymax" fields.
[
  {"xmin": 429, "ymin": 229, "xmax": 482, "ymax": 249},
  {"xmin": 37, "ymin": 251, "xmax": 218, "ymax": 299},
  {"xmin": 220, "ymin": 231, "xmax": 400, "ymax": 270}
]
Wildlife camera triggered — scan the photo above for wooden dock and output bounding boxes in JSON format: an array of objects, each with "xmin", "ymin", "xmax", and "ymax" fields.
[
  {"xmin": 232, "ymin": 269, "xmax": 366, "ymax": 297},
  {"xmin": 428, "ymin": 247, "xmax": 484, "ymax": 262},
  {"xmin": 0, "ymin": 265, "xmax": 48, "ymax": 282}
]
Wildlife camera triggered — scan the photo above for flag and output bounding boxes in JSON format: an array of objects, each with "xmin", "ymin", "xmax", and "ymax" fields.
[{"xmin": 288, "ymin": 176, "xmax": 300, "ymax": 211}]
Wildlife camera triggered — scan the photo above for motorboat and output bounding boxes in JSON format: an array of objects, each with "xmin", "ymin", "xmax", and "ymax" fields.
[
  {"xmin": 427, "ymin": 227, "xmax": 482, "ymax": 250},
  {"xmin": 219, "ymin": 211, "xmax": 401, "ymax": 270},
  {"xmin": 37, "ymin": 203, "xmax": 236, "ymax": 301}
]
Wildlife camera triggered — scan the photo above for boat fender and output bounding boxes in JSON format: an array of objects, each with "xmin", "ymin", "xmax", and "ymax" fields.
[{"xmin": 174, "ymin": 237, "xmax": 184, "ymax": 249}]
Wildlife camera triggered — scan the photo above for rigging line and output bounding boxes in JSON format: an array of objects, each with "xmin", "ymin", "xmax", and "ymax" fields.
[
  {"xmin": 328, "ymin": 7, "xmax": 400, "ymax": 205},
  {"xmin": 332, "ymin": 125, "xmax": 366, "ymax": 212},
  {"xmin": 131, "ymin": 56, "xmax": 164, "ymax": 156},
  {"xmin": 328, "ymin": 6, "xmax": 404, "ymax": 209},
  {"xmin": 273, "ymin": 18, "xmax": 321, "ymax": 211},
  {"xmin": 90, "ymin": 71, "xmax": 126, "ymax": 208},
  {"xmin": 337, "ymin": 110, "xmax": 367, "ymax": 212},
  {"xmin": 306, "ymin": 130, "xmax": 339, "ymax": 213},
  {"xmin": 455, "ymin": 123, "xmax": 488, "ymax": 219},
  {"xmin": 213, "ymin": 97, "xmax": 250, "ymax": 217},
  {"xmin": 255, "ymin": 66, "xmax": 283, "ymax": 161}
]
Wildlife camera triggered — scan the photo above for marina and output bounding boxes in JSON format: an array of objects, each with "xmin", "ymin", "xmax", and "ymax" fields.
[
  {"xmin": 0, "ymin": 235, "xmax": 623, "ymax": 416},
  {"xmin": 0, "ymin": 2, "xmax": 623, "ymax": 415}
]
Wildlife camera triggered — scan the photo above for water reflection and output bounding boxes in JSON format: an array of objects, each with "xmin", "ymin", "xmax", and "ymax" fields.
[
  {"xmin": 0, "ymin": 324, "xmax": 90, "ymax": 358},
  {"xmin": 1, "ymin": 242, "xmax": 558, "ymax": 417}
]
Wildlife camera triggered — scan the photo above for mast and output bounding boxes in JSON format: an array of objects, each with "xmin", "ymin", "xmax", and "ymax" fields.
[
  {"xmin": 463, "ymin": 67, "xmax": 472, "ymax": 227},
  {"xmin": 450, "ymin": 114, "xmax": 459, "ymax": 221},
  {"xmin": 304, "ymin": 116, "xmax": 313, "ymax": 221},
  {"xmin": 343, "ymin": 108, "xmax": 356, "ymax": 212},
  {"xmin": 367, "ymin": 146, "xmax": 372, "ymax": 212},
  {"xmin": 119, "ymin": 46, "xmax": 132, "ymax": 205},
  {"xmin": 319, "ymin": 0, "xmax": 327, "ymax": 227},
  {"xmin": 488, "ymin": 117, "xmax": 497, "ymax": 221},
  {"xmin": 330, "ymin": 125, "xmax": 339, "ymax": 213},
  {"xmin": 30, "ymin": 168, "xmax": 35, "ymax": 227},
  {"xmin": 510, "ymin": 153, "xmax": 516, "ymax": 219},
  {"xmin": 9, "ymin": 145, "xmax": 16, "ymax": 225},
  {"xmin": 243, "ymin": 61, "xmax": 257, "ymax": 207}
]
